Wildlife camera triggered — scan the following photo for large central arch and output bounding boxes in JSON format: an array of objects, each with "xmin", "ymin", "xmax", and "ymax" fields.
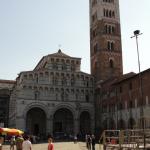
[
  {"xmin": 53, "ymin": 108, "xmax": 74, "ymax": 135},
  {"xmin": 26, "ymin": 107, "xmax": 46, "ymax": 135}
]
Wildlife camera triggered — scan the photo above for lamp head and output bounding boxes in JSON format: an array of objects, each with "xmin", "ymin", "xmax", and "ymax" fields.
[{"xmin": 134, "ymin": 30, "xmax": 140, "ymax": 35}]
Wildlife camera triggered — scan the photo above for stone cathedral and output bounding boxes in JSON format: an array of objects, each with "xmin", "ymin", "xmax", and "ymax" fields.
[
  {"xmin": 8, "ymin": 0, "xmax": 122, "ymax": 136},
  {"xmin": 9, "ymin": 50, "xmax": 95, "ymax": 136}
]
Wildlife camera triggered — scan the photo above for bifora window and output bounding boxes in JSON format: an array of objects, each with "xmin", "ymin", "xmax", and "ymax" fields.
[{"xmin": 103, "ymin": 9, "xmax": 115, "ymax": 18}]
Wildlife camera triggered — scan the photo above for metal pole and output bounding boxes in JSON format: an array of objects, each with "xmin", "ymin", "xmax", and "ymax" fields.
[{"xmin": 131, "ymin": 30, "xmax": 145, "ymax": 149}]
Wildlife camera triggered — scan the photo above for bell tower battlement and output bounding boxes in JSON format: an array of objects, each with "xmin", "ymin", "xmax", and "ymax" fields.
[{"xmin": 90, "ymin": 0, "xmax": 123, "ymax": 82}]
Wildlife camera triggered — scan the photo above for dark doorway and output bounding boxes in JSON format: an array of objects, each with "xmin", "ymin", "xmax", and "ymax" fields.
[
  {"xmin": 26, "ymin": 107, "xmax": 46, "ymax": 136},
  {"xmin": 80, "ymin": 111, "xmax": 91, "ymax": 134},
  {"xmin": 53, "ymin": 108, "xmax": 73, "ymax": 135},
  {"xmin": 34, "ymin": 124, "xmax": 39, "ymax": 135},
  {"xmin": 55, "ymin": 122, "xmax": 62, "ymax": 132}
]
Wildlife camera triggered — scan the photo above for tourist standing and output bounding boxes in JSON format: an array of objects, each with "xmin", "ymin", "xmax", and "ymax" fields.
[
  {"xmin": 16, "ymin": 136, "xmax": 24, "ymax": 150},
  {"xmin": 74, "ymin": 135, "xmax": 77, "ymax": 144},
  {"xmin": 22, "ymin": 135, "xmax": 32, "ymax": 150},
  {"xmin": 87, "ymin": 135, "xmax": 91, "ymax": 150},
  {"xmin": 0, "ymin": 136, "xmax": 4, "ymax": 150},
  {"xmin": 85, "ymin": 134, "xmax": 88, "ymax": 148},
  {"xmin": 48, "ymin": 137, "xmax": 54, "ymax": 150},
  {"xmin": 10, "ymin": 136, "xmax": 16, "ymax": 150},
  {"xmin": 91, "ymin": 135, "xmax": 95, "ymax": 150}
]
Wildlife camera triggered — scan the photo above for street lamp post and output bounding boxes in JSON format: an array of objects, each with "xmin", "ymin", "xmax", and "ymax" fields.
[{"xmin": 131, "ymin": 30, "xmax": 145, "ymax": 149}]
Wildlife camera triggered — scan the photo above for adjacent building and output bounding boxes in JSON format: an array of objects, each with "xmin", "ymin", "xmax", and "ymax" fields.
[
  {"xmin": 96, "ymin": 69, "xmax": 150, "ymax": 132},
  {"xmin": 0, "ymin": 80, "xmax": 15, "ymax": 127}
]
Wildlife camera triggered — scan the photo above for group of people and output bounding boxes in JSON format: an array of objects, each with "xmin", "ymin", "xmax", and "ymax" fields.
[
  {"xmin": 10, "ymin": 135, "xmax": 32, "ymax": 150},
  {"xmin": 0, "ymin": 135, "xmax": 54, "ymax": 150},
  {"xmin": 85, "ymin": 134, "xmax": 96, "ymax": 150}
]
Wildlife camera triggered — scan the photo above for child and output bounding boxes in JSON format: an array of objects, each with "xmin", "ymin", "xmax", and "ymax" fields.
[{"xmin": 48, "ymin": 138, "xmax": 54, "ymax": 150}]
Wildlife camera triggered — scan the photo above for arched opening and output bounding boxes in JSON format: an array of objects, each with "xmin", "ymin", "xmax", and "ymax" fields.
[
  {"xmin": 26, "ymin": 107, "xmax": 46, "ymax": 136},
  {"xmin": 80, "ymin": 111, "xmax": 91, "ymax": 134},
  {"xmin": 53, "ymin": 108, "xmax": 74, "ymax": 135}
]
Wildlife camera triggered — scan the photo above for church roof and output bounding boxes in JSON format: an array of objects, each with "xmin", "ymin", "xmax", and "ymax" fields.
[
  {"xmin": 33, "ymin": 49, "xmax": 81, "ymax": 70},
  {"xmin": 48, "ymin": 49, "xmax": 71, "ymax": 58}
]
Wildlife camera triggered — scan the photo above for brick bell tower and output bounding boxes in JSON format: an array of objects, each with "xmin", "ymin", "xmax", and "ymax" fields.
[{"xmin": 90, "ymin": 0, "xmax": 123, "ymax": 82}]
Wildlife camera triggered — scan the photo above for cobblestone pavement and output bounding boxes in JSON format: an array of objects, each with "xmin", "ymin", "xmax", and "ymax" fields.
[{"xmin": 2, "ymin": 142, "xmax": 100, "ymax": 150}]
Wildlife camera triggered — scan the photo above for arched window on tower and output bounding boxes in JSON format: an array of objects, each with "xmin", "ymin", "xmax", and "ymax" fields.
[
  {"xmin": 107, "ymin": 41, "xmax": 114, "ymax": 50},
  {"xmin": 94, "ymin": 43, "xmax": 98, "ymax": 53},
  {"xmin": 106, "ymin": 10, "xmax": 109, "ymax": 17},
  {"xmin": 108, "ymin": 26, "xmax": 111, "ymax": 34},
  {"xmin": 109, "ymin": 11, "xmax": 112, "ymax": 18},
  {"xmin": 112, "ymin": 11, "xmax": 115, "ymax": 18},
  {"xmin": 109, "ymin": 59, "xmax": 114, "ymax": 68},
  {"xmin": 111, "ymin": 42, "xmax": 114, "ymax": 50}
]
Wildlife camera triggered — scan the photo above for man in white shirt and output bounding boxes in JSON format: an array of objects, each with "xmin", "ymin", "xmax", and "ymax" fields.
[{"xmin": 22, "ymin": 135, "xmax": 32, "ymax": 150}]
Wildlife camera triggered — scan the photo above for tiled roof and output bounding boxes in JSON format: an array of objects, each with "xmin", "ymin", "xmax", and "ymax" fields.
[
  {"xmin": 113, "ymin": 72, "xmax": 136, "ymax": 84},
  {"xmin": 0, "ymin": 79, "xmax": 16, "ymax": 84}
]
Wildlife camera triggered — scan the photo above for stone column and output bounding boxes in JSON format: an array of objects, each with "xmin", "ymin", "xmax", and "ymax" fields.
[
  {"xmin": 74, "ymin": 118, "xmax": 79, "ymax": 136},
  {"xmin": 16, "ymin": 116, "xmax": 26, "ymax": 131},
  {"xmin": 46, "ymin": 116, "xmax": 53, "ymax": 136}
]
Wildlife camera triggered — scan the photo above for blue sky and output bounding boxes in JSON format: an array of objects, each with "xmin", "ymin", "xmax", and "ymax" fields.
[{"xmin": 0, "ymin": 0, "xmax": 150, "ymax": 80}]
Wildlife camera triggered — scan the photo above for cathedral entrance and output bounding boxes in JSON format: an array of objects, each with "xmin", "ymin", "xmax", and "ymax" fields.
[
  {"xmin": 80, "ymin": 111, "xmax": 91, "ymax": 134},
  {"xmin": 26, "ymin": 107, "xmax": 46, "ymax": 136},
  {"xmin": 53, "ymin": 108, "xmax": 74, "ymax": 136}
]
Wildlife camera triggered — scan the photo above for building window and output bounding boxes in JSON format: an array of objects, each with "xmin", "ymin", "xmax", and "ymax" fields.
[
  {"xmin": 92, "ymin": 12, "xmax": 97, "ymax": 22},
  {"xmin": 86, "ymin": 94, "xmax": 89, "ymax": 102},
  {"xmin": 105, "ymin": 24, "xmax": 115, "ymax": 34},
  {"xmin": 103, "ymin": 9, "xmax": 115, "ymax": 18},
  {"xmin": 107, "ymin": 41, "xmax": 114, "ymax": 50},
  {"xmin": 94, "ymin": 43, "xmax": 98, "ymax": 53},
  {"xmin": 103, "ymin": 0, "xmax": 114, "ymax": 3},
  {"xmin": 109, "ymin": 59, "xmax": 114, "ymax": 68},
  {"xmin": 129, "ymin": 82, "xmax": 132, "ymax": 90},
  {"xmin": 92, "ymin": 29, "xmax": 97, "ymax": 38},
  {"xmin": 94, "ymin": 61, "xmax": 98, "ymax": 69},
  {"xmin": 92, "ymin": 0, "xmax": 97, "ymax": 6},
  {"xmin": 34, "ymin": 91, "xmax": 39, "ymax": 100},
  {"xmin": 129, "ymin": 100, "xmax": 133, "ymax": 108}
]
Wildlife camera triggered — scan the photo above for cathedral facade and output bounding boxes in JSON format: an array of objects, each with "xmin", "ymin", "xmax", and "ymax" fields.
[{"xmin": 9, "ymin": 50, "xmax": 95, "ymax": 136}]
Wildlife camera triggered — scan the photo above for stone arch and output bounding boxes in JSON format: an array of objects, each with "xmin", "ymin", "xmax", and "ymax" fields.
[
  {"xmin": 53, "ymin": 108, "xmax": 74, "ymax": 135},
  {"xmin": 23, "ymin": 102, "xmax": 48, "ymax": 119},
  {"xmin": 51, "ymin": 104, "xmax": 76, "ymax": 119},
  {"xmin": 51, "ymin": 104, "xmax": 76, "ymax": 135},
  {"xmin": 26, "ymin": 107, "xmax": 46, "ymax": 135}
]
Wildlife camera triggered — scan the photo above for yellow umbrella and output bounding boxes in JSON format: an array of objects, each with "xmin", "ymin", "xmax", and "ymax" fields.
[
  {"xmin": 0, "ymin": 128, "xmax": 24, "ymax": 136},
  {"xmin": 0, "ymin": 128, "xmax": 11, "ymax": 135},
  {"xmin": 7, "ymin": 128, "xmax": 24, "ymax": 136}
]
